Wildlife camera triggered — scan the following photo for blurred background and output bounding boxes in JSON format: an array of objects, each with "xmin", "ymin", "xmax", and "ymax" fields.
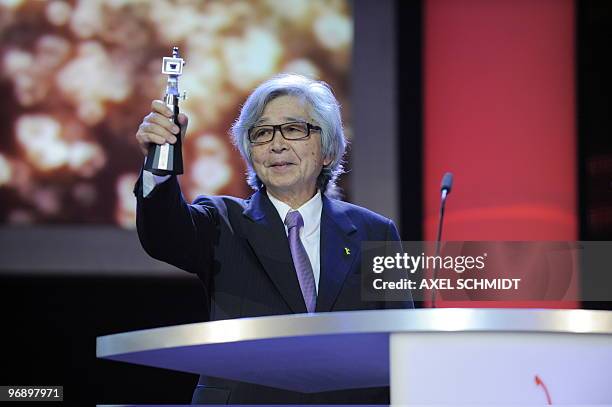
[
  {"xmin": 0, "ymin": 0, "xmax": 351, "ymax": 226},
  {"xmin": 0, "ymin": 0, "xmax": 611, "ymax": 405}
]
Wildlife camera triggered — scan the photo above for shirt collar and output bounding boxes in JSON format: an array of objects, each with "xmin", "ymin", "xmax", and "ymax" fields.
[{"xmin": 267, "ymin": 190, "xmax": 322, "ymax": 237}]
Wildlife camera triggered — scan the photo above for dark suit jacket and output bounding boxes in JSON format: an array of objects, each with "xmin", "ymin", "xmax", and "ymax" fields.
[{"xmin": 135, "ymin": 174, "xmax": 413, "ymax": 404}]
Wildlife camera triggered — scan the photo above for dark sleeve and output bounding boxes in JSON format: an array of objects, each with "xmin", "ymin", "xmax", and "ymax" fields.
[
  {"xmin": 134, "ymin": 171, "xmax": 215, "ymax": 275},
  {"xmin": 383, "ymin": 218, "xmax": 415, "ymax": 309}
]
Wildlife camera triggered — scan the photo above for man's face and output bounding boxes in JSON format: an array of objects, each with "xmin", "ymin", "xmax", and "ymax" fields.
[{"xmin": 250, "ymin": 95, "xmax": 331, "ymax": 203}]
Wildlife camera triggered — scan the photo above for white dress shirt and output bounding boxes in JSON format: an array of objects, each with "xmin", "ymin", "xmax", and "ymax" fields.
[{"xmin": 267, "ymin": 191, "xmax": 322, "ymax": 294}]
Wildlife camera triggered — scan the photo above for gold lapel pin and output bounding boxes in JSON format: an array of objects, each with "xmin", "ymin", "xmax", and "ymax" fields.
[{"xmin": 344, "ymin": 247, "xmax": 351, "ymax": 256}]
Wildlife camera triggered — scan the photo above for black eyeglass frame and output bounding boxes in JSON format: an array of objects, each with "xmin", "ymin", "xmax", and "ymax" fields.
[{"xmin": 247, "ymin": 121, "xmax": 322, "ymax": 145}]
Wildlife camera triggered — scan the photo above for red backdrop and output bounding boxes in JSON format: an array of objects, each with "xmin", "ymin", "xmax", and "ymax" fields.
[{"xmin": 423, "ymin": 0, "xmax": 578, "ymax": 308}]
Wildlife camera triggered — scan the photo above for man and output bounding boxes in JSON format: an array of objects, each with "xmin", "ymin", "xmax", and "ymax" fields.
[{"xmin": 134, "ymin": 74, "xmax": 413, "ymax": 404}]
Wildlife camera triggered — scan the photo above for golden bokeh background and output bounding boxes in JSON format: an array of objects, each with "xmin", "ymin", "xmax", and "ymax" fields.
[{"xmin": 0, "ymin": 0, "xmax": 352, "ymax": 227}]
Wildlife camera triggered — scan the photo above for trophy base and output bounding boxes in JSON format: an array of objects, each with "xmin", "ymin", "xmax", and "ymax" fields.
[{"xmin": 144, "ymin": 142, "xmax": 183, "ymax": 175}]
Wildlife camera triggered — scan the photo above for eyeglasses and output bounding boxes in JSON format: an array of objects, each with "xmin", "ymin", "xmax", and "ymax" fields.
[{"xmin": 248, "ymin": 121, "xmax": 322, "ymax": 145}]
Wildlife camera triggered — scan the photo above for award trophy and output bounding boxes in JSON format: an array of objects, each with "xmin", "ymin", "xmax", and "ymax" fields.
[{"xmin": 145, "ymin": 47, "xmax": 186, "ymax": 175}]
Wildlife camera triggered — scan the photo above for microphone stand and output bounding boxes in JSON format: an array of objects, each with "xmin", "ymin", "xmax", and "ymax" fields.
[{"xmin": 430, "ymin": 173, "xmax": 453, "ymax": 308}]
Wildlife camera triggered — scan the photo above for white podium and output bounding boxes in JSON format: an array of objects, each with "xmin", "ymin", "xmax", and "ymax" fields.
[{"xmin": 97, "ymin": 309, "xmax": 612, "ymax": 405}]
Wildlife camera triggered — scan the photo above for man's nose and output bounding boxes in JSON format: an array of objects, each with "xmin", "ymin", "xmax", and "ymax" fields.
[{"xmin": 270, "ymin": 128, "xmax": 288, "ymax": 152}]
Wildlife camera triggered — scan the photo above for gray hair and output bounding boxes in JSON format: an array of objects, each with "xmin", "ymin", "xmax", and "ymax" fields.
[{"xmin": 230, "ymin": 73, "xmax": 347, "ymax": 196}]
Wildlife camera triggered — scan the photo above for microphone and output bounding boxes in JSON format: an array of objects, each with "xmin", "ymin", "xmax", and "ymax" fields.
[
  {"xmin": 440, "ymin": 172, "xmax": 453, "ymax": 199},
  {"xmin": 431, "ymin": 172, "xmax": 453, "ymax": 308}
]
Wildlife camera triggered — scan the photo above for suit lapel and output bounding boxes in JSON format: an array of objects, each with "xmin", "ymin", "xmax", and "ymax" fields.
[
  {"xmin": 316, "ymin": 195, "xmax": 358, "ymax": 312},
  {"xmin": 242, "ymin": 189, "xmax": 307, "ymax": 314}
]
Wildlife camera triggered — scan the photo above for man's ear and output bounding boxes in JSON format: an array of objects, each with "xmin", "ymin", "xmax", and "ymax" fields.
[{"xmin": 323, "ymin": 156, "xmax": 333, "ymax": 167}]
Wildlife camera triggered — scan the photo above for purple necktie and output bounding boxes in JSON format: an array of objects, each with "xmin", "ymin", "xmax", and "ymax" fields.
[{"xmin": 285, "ymin": 210, "xmax": 316, "ymax": 313}]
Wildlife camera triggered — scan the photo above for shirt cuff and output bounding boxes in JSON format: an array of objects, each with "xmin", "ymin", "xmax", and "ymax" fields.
[{"xmin": 142, "ymin": 169, "xmax": 171, "ymax": 198}]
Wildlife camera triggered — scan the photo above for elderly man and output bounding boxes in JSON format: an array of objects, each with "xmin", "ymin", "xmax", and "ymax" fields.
[{"xmin": 134, "ymin": 74, "xmax": 412, "ymax": 404}]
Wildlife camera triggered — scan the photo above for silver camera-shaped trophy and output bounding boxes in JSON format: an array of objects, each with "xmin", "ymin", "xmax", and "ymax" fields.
[{"xmin": 145, "ymin": 47, "xmax": 186, "ymax": 175}]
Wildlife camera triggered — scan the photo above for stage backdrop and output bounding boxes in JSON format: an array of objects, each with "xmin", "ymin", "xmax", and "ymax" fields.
[
  {"xmin": 422, "ymin": 0, "xmax": 578, "ymax": 308},
  {"xmin": 0, "ymin": 0, "xmax": 352, "ymax": 228}
]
